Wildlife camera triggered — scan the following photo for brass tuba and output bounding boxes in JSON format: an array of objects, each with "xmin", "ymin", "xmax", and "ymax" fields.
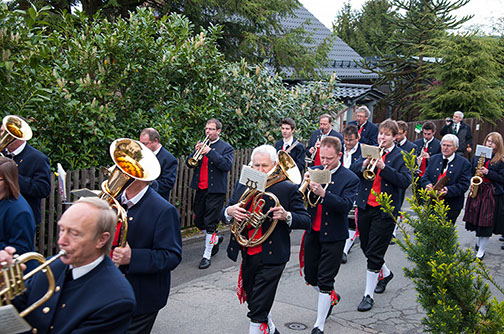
[
  {"xmin": 469, "ymin": 153, "xmax": 486, "ymax": 198},
  {"xmin": 0, "ymin": 250, "xmax": 66, "ymax": 317},
  {"xmin": 187, "ymin": 135, "xmax": 210, "ymax": 168},
  {"xmin": 230, "ymin": 151, "xmax": 301, "ymax": 247},
  {"xmin": 100, "ymin": 139, "xmax": 161, "ymax": 248},
  {"xmin": 0, "ymin": 115, "xmax": 33, "ymax": 153}
]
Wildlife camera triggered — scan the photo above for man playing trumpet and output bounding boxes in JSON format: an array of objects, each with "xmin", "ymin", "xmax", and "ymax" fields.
[
  {"xmin": 350, "ymin": 119, "xmax": 411, "ymax": 312},
  {"xmin": 187, "ymin": 118, "xmax": 234, "ymax": 269},
  {"xmin": 302, "ymin": 136, "xmax": 359, "ymax": 334}
]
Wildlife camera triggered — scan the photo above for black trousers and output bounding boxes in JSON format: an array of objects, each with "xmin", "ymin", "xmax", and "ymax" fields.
[
  {"xmin": 358, "ymin": 205, "xmax": 395, "ymax": 272},
  {"xmin": 128, "ymin": 311, "xmax": 159, "ymax": 334},
  {"xmin": 304, "ymin": 231, "xmax": 345, "ymax": 292},
  {"xmin": 242, "ymin": 253, "xmax": 285, "ymax": 323},
  {"xmin": 447, "ymin": 208, "xmax": 462, "ymax": 225},
  {"xmin": 193, "ymin": 189, "xmax": 226, "ymax": 233}
]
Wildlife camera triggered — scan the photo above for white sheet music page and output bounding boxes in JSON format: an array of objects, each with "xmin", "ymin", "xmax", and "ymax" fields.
[
  {"xmin": 0, "ymin": 305, "xmax": 32, "ymax": 334},
  {"xmin": 361, "ymin": 144, "xmax": 380, "ymax": 160},
  {"xmin": 309, "ymin": 169, "xmax": 331, "ymax": 184},
  {"xmin": 475, "ymin": 145, "xmax": 492, "ymax": 159},
  {"xmin": 238, "ymin": 165, "xmax": 267, "ymax": 192}
]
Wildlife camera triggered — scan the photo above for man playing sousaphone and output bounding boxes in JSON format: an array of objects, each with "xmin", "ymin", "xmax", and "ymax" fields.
[
  {"xmin": 222, "ymin": 145, "xmax": 310, "ymax": 334},
  {"xmin": 300, "ymin": 136, "xmax": 359, "ymax": 334}
]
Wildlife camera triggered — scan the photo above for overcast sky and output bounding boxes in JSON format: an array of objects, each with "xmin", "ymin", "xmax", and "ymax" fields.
[{"xmin": 299, "ymin": 0, "xmax": 504, "ymax": 33}]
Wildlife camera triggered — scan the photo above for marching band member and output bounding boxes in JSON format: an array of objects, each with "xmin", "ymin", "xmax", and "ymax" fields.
[
  {"xmin": 347, "ymin": 106, "xmax": 379, "ymax": 146},
  {"xmin": 340, "ymin": 124, "xmax": 362, "ymax": 263},
  {"xmin": 223, "ymin": 145, "xmax": 310, "ymax": 334},
  {"xmin": 0, "ymin": 157, "xmax": 36, "ymax": 271},
  {"xmin": 396, "ymin": 121, "xmax": 417, "ymax": 154},
  {"xmin": 350, "ymin": 119, "xmax": 411, "ymax": 312},
  {"xmin": 274, "ymin": 118, "xmax": 305, "ymax": 176},
  {"xmin": 139, "ymin": 128, "xmax": 178, "ymax": 201},
  {"xmin": 303, "ymin": 136, "xmax": 359, "ymax": 334},
  {"xmin": 1, "ymin": 197, "xmax": 136, "ymax": 333},
  {"xmin": 413, "ymin": 121, "xmax": 441, "ymax": 177},
  {"xmin": 1, "ymin": 123, "xmax": 50, "ymax": 226},
  {"xmin": 420, "ymin": 134, "xmax": 471, "ymax": 225},
  {"xmin": 187, "ymin": 119, "xmax": 234, "ymax": 269},
  {"xmin": 463, "ymin": 132, "xmax": 504, "ymax": 259},
  {"xmin": 306, "ymin": 114, "xmax": 343, "ymax": 167},
  {"xmin": 112, "ymin": 179, "xmax": 182, "ymax": 334}
]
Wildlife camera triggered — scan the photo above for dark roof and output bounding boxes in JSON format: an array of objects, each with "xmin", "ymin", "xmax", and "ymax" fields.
[
  {"xmin": 334, "ymin": 83, "xmax": 386, "ymax": 102},
  {"xmin": 278, "ymin": 6, "xmax": 378, "ymax": 80}
]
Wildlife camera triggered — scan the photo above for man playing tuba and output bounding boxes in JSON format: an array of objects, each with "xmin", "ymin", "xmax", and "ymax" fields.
[{"xmin": 222, "ymin": 145, "xmax": 310, "ymax": 334}]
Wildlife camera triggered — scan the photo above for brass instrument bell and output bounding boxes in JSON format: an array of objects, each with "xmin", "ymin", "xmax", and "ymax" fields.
[{"xmin": 0, "ymin": 115, "xmax": 33, "ymax": 152}]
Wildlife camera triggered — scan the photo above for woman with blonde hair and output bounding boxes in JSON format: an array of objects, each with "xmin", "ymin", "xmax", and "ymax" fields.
[{"xmin": 463, "ymin": 132, "xmax": 504, "ymax": 259}]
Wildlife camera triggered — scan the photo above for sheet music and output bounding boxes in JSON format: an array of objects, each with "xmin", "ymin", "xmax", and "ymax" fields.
[
  {"xmin": 0, "ymin": 305, "xmax": 32, "ymax": 334},
  {"xmin": 308, "ymin": 168, "xmax": 331, "ymax": 184},
  {"xmin": 238, "ymin": 165, "xmax": 267, "ymax": 192},
  {"xmin": 361, "ymin": 144, "xmax": 381, "ymax": 160},
  {"xmin": 57, "ymin": 163, "xmax": 67, "ymax": 203},
  {"xmin": 475, "ymin": 145, "xmax": 492, "ymax": 159}
]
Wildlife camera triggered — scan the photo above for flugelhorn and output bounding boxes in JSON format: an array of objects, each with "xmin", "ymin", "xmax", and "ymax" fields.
[
  {"xmin": 363, "ymin": 142, "xmax": 385, "ymax": 181},
  {"xmin": 230, "ymin": 151, "xmax": 301, "ymax": 247},
  {"xmin": 0, "ymin": 115, "xmax": 33, "ymax": 153},
  {"xmin": 0, "ymin": 250, "xmax": 66, "ymax": 317},
  {"xmin": 100, "ymin": 139, "xmax": 161, "ymax": 249},
  {"xmin": 469, "ymin": 153, "xmax": 486, "ymax": 198},
  {"xmin": 298, "ymin": 165, "xmax": 330, "ymax": 207},
  {"xmin": 188, "ymin": 135, "xmax": 210, "ymax": 168}
]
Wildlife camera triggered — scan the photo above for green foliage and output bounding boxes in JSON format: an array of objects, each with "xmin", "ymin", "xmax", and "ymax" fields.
[
  {"xmin": 0, "ymin": 5, "xmax": 339, "ymax": 170},
  {"xmin": 377, "ymin": 151, "xmax": 504, "ymax": 333},
  {"xmin": 418, "ymin": 34, "xmax": 504, "ymax": 121}
]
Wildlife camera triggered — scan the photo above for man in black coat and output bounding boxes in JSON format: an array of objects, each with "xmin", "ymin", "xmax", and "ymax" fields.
[
  {"xmin": 413, "ymin": 121, "xmax": 441, "ymax": 177},
  {"xmin": 396, "ymin": 121, "xmax": 417, "ymax": 154},
  {"xmin": 274, "ymin": 117, "xmax": 305, "ymax": 176},
  {"xmin": 347, "ymin": 105, "xmax": 379, "ymax": 146},
  {"xmin": 303, "ymin": 136, "xmax": 359, "ymax": 334},
  {"xmin": 140, "ymin": 127, "xmax": 178, "ymax": 201},
  {"xmin": 306, "ymin": 114, "xmax": 343, "ymax": 168},
  {"xmin": 440, "ymin": 111, "xmax": 473, "ymax": 158},
  {"xmin": 223, "ymin": 144, "xmax": 310, "ymax": 334}
]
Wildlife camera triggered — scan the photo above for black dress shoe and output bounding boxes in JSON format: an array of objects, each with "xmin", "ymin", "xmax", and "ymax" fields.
[
  {"xmin": 326, "ymin": 293, "xmax": 341, "ymax": 319},
  {"xmin": 501, "ymin": 244, "xmax": 504, "ymax": 250},
  {"xmin": 211, "ymin": 236, "xmax": 224, "ymax": 256},
  {"xmin": 311, "ymin": 328, "xmax": 323, "ymax": 334},
  {"xmin": 198, "ymin": 257, "xmax": 211, "ymax": 269},
  {"xmin": 274, "ymin": 329, "xmax": 280, "ymax": 334},
  {"xmin": 341, "ymin": 253, "xmax": 347, "ymax": 264},
  {"xmin": 375, "ymin": 272, "xmax": 394, "ymax": 294},
  {"xmin": 499, "ymin": 236, "xmax": 504, "ymax": 242},
  {"xmin": 357, "ymin": 295, "xmax": 374, "ymax": 312}
]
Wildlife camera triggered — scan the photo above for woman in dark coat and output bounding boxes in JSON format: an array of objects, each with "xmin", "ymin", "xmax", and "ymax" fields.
[{"xmin": 463, "ymin": 132, "xmax": 504, "ymax": 259}]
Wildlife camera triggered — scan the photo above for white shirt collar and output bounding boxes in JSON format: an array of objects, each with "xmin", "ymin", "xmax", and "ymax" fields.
[
  {"xmin": 209, "ymin": 137, "xmax": 219, "ymax": 145},
  {"xmin": 153, "ymin": 145, "xmax": 162, "ymax": 155},
  {"xmin": 70, "ymin": 254, "xmax": 104, "ymax": 279},
  {"xmin": 384, "ymin": 144, "xmax": 395, "ymax": 154},
  {"xmin": 121, "ymin": 185, "xmax": 149, "ymax": 208},
  {"xmin": 443, "ymin": 153, "xmax": 456, "ymax": 163},
  {"xmin": 344, "ymin": 144, "xmax": 358, "ymax": 156},
  {"xmin": 399, "ymin": 138, "xmax": 407, "ymax": 146},
  {"xmin": 330, "ymin": 163, "xmax": 341, "ymax": 174},
  {"xmin": 424, "ymin": 137, "xmax": 434, "ymax": 145},
  {"xmin": 9, "ymin": 141, "xmax": 26, "ymax": 156},
  {"xmin": 283, "ymin": 137, "xmax": 294, "ymax": 147}
]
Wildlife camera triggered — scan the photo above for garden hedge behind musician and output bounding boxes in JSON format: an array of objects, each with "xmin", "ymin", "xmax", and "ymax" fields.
[{"xmin": 223, "ymin": 145, "xmax": 310, "ymax": 334}]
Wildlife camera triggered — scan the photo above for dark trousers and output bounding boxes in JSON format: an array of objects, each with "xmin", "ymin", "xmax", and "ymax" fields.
[
  {"xmin": 242, "ymin": 253, "xmax": 285, "ymax": 323},
  {"xmin": 304, "ymin": 231, "xmax": 345, "ymax": 292},
  {"xmin": 193, "ymin": 189, "xmax": 226, "ymax": 233},
  {"xmin": 128, "ymin": 311, "xmax": 159, "ymax": 334},
  {"xmin": 358, "ymin": 205, "xmax": 395, "ymax": 272},
  {"xmin": 447, "ymin": 208, "xmax": 462, "ymax": 225}
]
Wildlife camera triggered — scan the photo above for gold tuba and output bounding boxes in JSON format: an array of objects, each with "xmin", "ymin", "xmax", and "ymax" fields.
[
  {"xmin": 469, "ymin": 153, "xmax": 486, "ymax": 198},
  {"xmin": 363, "ymin": 142, "xmax": 385, "ymax": 181},
  {"xmin": 187, "ymin": 135, "xmax": 210, "ymax": 168},
  {"xmin": 100, "ymin": 139, "xmax": 161, "ymax": 248},
  {"xmin": 0, "ymin": 115, "xmax": 33, "ymax": 153},
  {"xmin": 0, "ymin": 250, "xmax": 66, "ymax": 317},
  {"xmin": 230, "ymin": 151, "xmax": 301, "ymax": 247}
]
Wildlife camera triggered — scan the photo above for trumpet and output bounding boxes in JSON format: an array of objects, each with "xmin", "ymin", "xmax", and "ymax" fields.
[
  {"xmin": 188, "ymin": 135, "xmax": 210, "ymax": 168},
  {"xmin": 469, "ymin": 153, "xmax": 486, "ymax": 198},
  {"xmin": 0, "ymin": 250, "xmax": 66, "ymax": 317},
  {"xmin": 363, "ymin": 142, "xmax": 385, "ymax": 181},
  {"xmin": 298, "ymin": 166, "xmax": 330, "ymax": 207},
  {"xmin": 305, "ymin": 134, "xmax": 322, "ymax": 166}
]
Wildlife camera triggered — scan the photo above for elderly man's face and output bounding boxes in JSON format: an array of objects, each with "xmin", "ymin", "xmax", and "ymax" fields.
[
  {"xmin": 441, "ymin": 140, "xmax": 457, "ymax": 157},
  {"xmin": 452, "ymin": 113, "xmax": 462, "ymax": 124},
  {"xmin": 57, "ymin": 203, "xmax": 109, "ymax": 268},
  {"xmin": 319, "ymin": 117, "xmax": 332, "ymax": 135},
  {"xmin": 356, "ymin": 112, "xmax": 368, "ymax": 126},
  {"xmin": 252, "ymin": 153, "xmax": 276, "ymax": 174}
]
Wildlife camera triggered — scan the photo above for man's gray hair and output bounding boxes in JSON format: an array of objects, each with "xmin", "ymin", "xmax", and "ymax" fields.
[
  {"xmin": 250, "ymin": 145, "xmax": 278, "ymax": 165},
  {"xmin": 454, "ymin": 111, "xmax": 464, "ymax": 119},
  {"xmin": 442, "ymin": 134, "xmax": 459, "ymax": 148},
  {"xmin": 355, "ymin": 105, "xmax": 370, "ymax": 117}
]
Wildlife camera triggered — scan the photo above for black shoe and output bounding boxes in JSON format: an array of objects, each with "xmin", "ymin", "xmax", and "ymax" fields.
[
  {"xmin": 274, "ymin": 329, "xmax": 280, "ymax": 334},
  {"xmin": 311, "ymin": 328, "xmax": 323, "ymax": 334},
  {"xmin": 211, "ymin": 236, "xmax": 224, "ymax": 256},
  {"xmin": 500, "ymin": 236, "xmax": 504, "ymax": 242},
  {"xmin": 198, "ymin": 257, "xmax": 211, "ymax": 269},
  {"xmin": 501, "ymin": 244, "xmax": 504, "ymax": 250},
  {"xmin": 375, "ymin": 272, "xmax": 394, "ymax": 294},
  {"xmin": 357, "ymin": 295, "xmax": 374, "ymax": 312},
  {"xmin": 341, "ymin": 253, "xmax": 347, "ymax": 264},
  {"xmin": 389, "ymin": 239, "xmax": 396, "ymax": 245},
  {"xmin": 476, "ymin": 253, "xmax": 485, "ymax": 261},
  {"xmin": 326, "ymin": 293, "xmax": 341, "ymax": 319},
  {"xmin": 475, "ymin": 243, "xmax": 479, "ymax": 251}
]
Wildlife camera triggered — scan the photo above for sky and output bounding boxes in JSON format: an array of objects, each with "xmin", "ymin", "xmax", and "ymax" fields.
[{"xmin": 299, "ymin": 0, "xmax": 504, "ymax": 34}]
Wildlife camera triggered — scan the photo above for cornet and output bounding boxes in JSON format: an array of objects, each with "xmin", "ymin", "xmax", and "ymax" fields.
[
  {"xmin": 363, "ymin": 141, "xmax": 385, "ymax": 181},
  {"xmin": 298, "ymin": 166, "xmax": 330, "ymax": 207},
  {"xmin": 0, "ymin": 250, "xmax": 66, "ymax": 317},
  {"xmin": 188, "ymin": 135, "xmax": 210, "ymax": 168}
]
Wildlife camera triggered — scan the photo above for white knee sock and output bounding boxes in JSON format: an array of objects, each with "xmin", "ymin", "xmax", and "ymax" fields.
[
  {"xmin": 314, "ymin": 292, "xmax": 331, "ymax": 331},
  {"xmin": 364, "ymin": 270, "xmax": 379, "ymax": 299},
  {"xmin": 203, "ymin": 233, "xmax": 215, "ymax": 259},
  {"xmin": 249, "ymin": 322, "xmax": 262, "ymax": 334},
  {"xmin": 343, "ymin": 230, "xmax": 357, "ymax": 254},
  {"xmin": 267, "ymin": 313, "xmax": 276, "ymax": 334},
  {"xmin": 381, "ymin": 264, "xmax": 391, "ymax": 278},
  {"xmin": 477, "ymin": 237, "xmax": 489, "ymax": 257},
  {"xmin": 392, "ymin": 224, "xmax": 398, "ymax": 238}
]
